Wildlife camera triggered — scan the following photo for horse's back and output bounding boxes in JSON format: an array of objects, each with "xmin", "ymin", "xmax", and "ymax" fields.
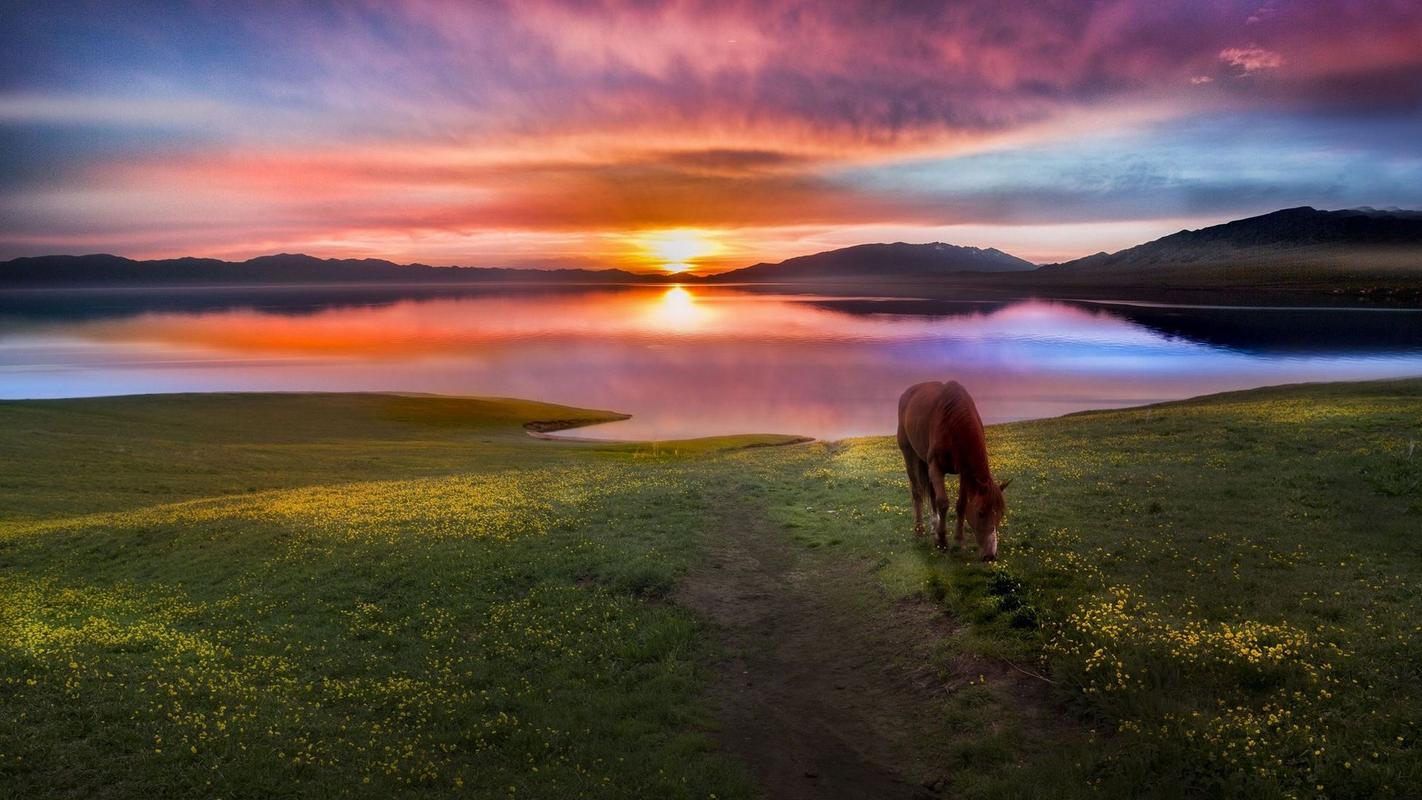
[
  {"xmin": 898, "ymin": 381, "xmax": 941, "ymax": 418},
  {"xmin": 898, "ymin": 381, "xmax": 969, "ymax": 421},
  {"xmin": 898, "ymin": 380, "xmax": 977, "ymax": 461}
]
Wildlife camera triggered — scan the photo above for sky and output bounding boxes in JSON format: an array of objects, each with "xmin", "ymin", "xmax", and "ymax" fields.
[{"xmin": 2, "ymin": 0, "xmax": 1421, "ymax": 272}]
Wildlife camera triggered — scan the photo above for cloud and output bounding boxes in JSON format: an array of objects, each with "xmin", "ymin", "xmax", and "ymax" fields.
[
  {"xmin": 1219, "ymin": 46, "xmax": 1284, "ymax": 73},
  {"xmin": 3, "ymin": 1, "xmax": 1422, "ymax": 264}
]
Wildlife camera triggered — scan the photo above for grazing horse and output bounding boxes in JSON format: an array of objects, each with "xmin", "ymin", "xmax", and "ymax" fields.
[{"xmin": 897, "ymin": 381, "xmax": 1010, "ymax": 560}]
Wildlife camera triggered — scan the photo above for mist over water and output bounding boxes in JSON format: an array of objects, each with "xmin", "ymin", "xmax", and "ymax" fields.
[{"xmin": 3, "ymin": 285, "xmax": 1420, "ymax": 440}]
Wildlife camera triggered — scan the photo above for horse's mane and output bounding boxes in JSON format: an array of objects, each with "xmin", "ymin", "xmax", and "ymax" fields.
[{"xmin": 938, "ymin": 383, "xmax": 995, "ymax": 491}]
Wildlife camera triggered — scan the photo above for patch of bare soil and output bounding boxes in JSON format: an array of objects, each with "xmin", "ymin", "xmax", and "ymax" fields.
[{"xmin": 680, "ymin": 505, "xmax": 973, "ymax": 799}]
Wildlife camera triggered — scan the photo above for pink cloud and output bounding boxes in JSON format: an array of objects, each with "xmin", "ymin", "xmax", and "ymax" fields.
[{"xmin": 1220, "ymin": 46, "xmax": 1284, "ymax": 73}]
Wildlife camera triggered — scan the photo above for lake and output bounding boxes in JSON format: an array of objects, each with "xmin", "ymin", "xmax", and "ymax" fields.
[{"xmin": 3, "ymin": 284, "xmax": 1420, "ymax": 440}]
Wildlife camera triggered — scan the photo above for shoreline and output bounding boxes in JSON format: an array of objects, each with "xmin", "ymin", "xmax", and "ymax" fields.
[
  {"xmin": 6, "ymin": 277, "xmax": 1422, "ymax": 309},
  {"xmin": 8, "ymin": 378, "xmax": 1418, "ymax": 447},
  {"xmin": 525, "ymin": 416, "xmax": 817, "ymax": 448}
]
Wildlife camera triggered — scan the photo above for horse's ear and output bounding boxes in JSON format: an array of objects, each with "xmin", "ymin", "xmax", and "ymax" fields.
[{"xmin": 998, "ymin": 478, "xmax": 1012, "ymax": 492}]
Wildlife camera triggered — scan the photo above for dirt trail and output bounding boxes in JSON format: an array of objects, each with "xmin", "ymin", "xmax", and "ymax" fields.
[{"xmin": 679, "ymin": 504, "xmax": 964, "ymax": 799}]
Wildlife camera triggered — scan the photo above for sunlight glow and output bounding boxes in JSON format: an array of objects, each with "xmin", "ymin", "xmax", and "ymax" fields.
[{"xmin": 641, "ymin": 229, "xmax": 720, "ymax": 273}]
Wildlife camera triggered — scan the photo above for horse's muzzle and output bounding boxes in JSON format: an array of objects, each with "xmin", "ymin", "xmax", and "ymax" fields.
[{"xmin": 980, "ymin": 530, "xmax": 999, "ymax": 561}]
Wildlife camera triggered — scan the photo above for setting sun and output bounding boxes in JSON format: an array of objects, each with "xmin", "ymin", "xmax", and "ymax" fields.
[{"xmin": 641, "ymin": 229, "xmax": 720, "ymax": 273}]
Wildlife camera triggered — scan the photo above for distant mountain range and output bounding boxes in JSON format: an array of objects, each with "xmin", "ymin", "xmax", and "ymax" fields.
[
  {"xmin": 710, "ymin": 242, "xmax": 1035, "ymax": 281},
  {"xmin": 0, "ymin": 252, "xmax": 658, "ymax": 287},
  {"xmin": 0, "ymin": 242, "xmax": 1036, "ymax": 287},
  {"xmin": 2, "ymin": 208, "xmax": 1420, "ymax": 300}
]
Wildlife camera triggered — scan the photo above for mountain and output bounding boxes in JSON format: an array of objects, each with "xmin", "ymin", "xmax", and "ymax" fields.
[
  {"xmin": 712, "ymin": 242, "xmax": 1035, "ymax": 282},
  {"xmin": 1040, "ymin": 207, "xmax": 1422, "ymax": 275},
  {"xmin": 6, "ymin": 208, "xmax": 1420, "ymax": 300},
  {"xmin": 0, "ymin": 253, "xmax": 660, "ymax": 287}
]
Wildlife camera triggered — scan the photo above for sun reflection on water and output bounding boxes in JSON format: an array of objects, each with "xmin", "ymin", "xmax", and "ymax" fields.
[{"xmin": 647, "ymin": 286, "xmax": 703, "ymax": 331}]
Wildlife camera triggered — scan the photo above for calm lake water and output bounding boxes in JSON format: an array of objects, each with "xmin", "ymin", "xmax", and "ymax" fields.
[{"xmin": 3, "ymin": 284, "xmax": 1421, "ymax": 440}]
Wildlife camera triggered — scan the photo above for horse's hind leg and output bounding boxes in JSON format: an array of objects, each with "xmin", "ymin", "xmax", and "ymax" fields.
[
  {"xmin": 900, "ymin": 447, "xmax": 926, "ymax": 534},
  {"xmin": 928, "ymin": 461, "xmax": 950, "ymax": 549},
  {"xmin": 915, "ymin": 460, "xmax": 932, "ymax": 535}
]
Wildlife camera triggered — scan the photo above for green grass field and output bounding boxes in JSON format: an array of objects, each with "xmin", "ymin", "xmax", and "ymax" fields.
[{"xmin": 2, "ymin": 381, "xmax": 1419, "ymax": 799}]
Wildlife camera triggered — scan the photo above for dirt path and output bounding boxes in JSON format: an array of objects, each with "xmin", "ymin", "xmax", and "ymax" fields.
[{"xmin": 679, "ymin": 503, "xmax": 965, "ymax": 799}]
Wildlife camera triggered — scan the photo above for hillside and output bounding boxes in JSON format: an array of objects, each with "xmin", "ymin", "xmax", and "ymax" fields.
[
  {"xmin": 0, "ymin": 253, "xmax": 658, "ymax": 287},
  {"xmin": 712, "ymin": 242, "xmax": 1035, "ymax": 281},
  {"xmin": 1041, "ymin": 207, "xmax": 1422, "ymax": 274}
]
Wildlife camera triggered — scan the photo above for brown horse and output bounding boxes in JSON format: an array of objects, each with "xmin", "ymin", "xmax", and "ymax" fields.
[{"xmin": 897, "ymin": 381, "xmax": 1010, "ymax": 559}]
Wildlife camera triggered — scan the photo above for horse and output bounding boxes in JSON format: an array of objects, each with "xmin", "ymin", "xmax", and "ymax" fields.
[{"xmin": 896, "ymin": 381, "xmax": 1010, "ymax": 560}]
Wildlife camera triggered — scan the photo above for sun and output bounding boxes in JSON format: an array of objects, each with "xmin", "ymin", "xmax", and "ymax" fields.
[{"xmin": 640, "ymin": 229, "xmax": 720, "ymax": 274}]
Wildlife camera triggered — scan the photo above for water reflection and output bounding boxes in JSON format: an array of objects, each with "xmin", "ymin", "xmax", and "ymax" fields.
[{"xmin": 2, "ymin": 285, "xmax": 1419, "ymax": 439}]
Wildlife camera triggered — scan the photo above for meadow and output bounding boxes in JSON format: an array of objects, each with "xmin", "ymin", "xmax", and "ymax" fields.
[{"xmin": 1, "ymin": 381, "xmax": 1419, "ymax": 799}]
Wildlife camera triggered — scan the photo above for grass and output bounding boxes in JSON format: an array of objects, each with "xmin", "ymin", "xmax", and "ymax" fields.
[
  {"xmin": 2, "ymin": 381, "xmax": 1420, "ymax": 798},
  {"xmin": 0, "ymin": 394, "xmax": 782, "ymax": 799}
]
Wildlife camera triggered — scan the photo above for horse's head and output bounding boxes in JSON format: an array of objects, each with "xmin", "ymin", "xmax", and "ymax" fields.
[{"xmin": 966, "ymin": 478, "xmax": 1011, "ymax": 561}]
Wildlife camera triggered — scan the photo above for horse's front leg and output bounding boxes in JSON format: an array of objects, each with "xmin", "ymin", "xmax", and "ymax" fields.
[{"xmin": 954, "ymin": 491, "xmax": 967, "ymax": 547}]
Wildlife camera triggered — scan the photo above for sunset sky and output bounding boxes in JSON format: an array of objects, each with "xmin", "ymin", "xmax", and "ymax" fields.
[{"xmin": 3, "ymin": 1, "xmax": 1421, "ymax": 272}]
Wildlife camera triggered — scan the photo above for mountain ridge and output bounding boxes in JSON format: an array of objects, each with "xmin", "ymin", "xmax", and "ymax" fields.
[
  {"xmin": 1041, "ymin": 206, "xmax": 1422, "ymax": 273},
  {"xmin": 0, "ymin": 252, "xmax": 659, "ymax": 287},
  {"xmin": 4, "ymin": 207, "xmax": 1420, "ymax": 290},
  {"xmin": 712, "ymin": 241, "xmax": 1035, "ymax": 282}
]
